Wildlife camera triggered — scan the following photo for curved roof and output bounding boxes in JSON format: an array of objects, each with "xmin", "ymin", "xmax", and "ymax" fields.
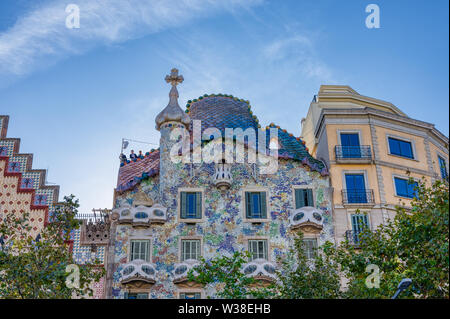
[{"xmin": 186, "ymin": 94, "xmax": 259, "ymax": 134}]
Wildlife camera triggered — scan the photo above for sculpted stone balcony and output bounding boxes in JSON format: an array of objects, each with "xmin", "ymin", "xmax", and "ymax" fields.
[
  {"xmin": 242, "ymin": 259, "xmax": 277, "ymax": 282},
  {"xmin": 173, "ymin": 259, "xmax": 200, "ymax": 283},
  {"xmin": 213, "ymin": 162, "xmax": 232, "ymax": 190},
  {"xmin": 113, "ymin": 203, "xmax": 167, "ymax": 226},
  {"xmin": 120, "ymin": 260, "xmax": 157, "ymax": 286},
  {"xmin": 288, "ymin": 206, "xmax": 324, "ymax": 233}
]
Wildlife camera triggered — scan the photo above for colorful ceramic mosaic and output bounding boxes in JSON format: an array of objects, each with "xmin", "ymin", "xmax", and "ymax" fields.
[{"xmin": 108, "ymin": 80, "xmax": 334, "ymax": 299}]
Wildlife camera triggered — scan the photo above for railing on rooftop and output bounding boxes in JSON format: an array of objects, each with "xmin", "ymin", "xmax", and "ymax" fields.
[{"xmin": 75, "ymin": 209, "xmax": 110, "ymax": 222}]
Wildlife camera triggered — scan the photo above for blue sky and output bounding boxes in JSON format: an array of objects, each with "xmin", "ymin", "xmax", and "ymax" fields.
[{"xmin": 0, "ymin": 0, "xmax": 448, "ymax": 213}]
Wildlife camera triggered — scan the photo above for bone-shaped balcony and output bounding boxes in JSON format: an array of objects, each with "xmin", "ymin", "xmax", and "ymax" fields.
[
  {"xmin": 242, "ymin": 259, "xmax": 277, "ymax": 282},
  {"xmin": 173, "ymin": 259, "xmax": 200, "ymax": 283},
  {"xmin": 289, "ymin": 206, "xmax": 324, "ymax": 232},
  {"xmin": 120, "ymin": 260, "xmax": 157, "ymax": 285},
  {"xmin": 113, "ymin": 203, "xmax": 167, "ymax": 226}
]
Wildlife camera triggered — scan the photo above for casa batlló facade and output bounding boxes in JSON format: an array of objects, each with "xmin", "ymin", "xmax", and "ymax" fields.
[{"xmin": 105, "ymin": 69, "xmax": 334, "ymax": 299}]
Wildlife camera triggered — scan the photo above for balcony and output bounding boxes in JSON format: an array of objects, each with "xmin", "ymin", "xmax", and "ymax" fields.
[
  {"xmin": 335, "ymin": 145, "xmax": 372, "ymax": 163},
  {"xmin": 345, "ymin": 230, "xmax": 368, "ymax": 247},
  {"xmin": 242, "ymin": 259, "xmax": 277, "ymax": 282},
  {"xmin": 288, "ymin": 206, "xmax": 324, "ymax": 233},
  {"xmin": 213, "ymin": 162, "xmax": 232, "ymax": 190},
  {"xmin": 342, "ymin": 189, "xmax": 374, "ymax": 206},
  {"xmin": 173, "ymin": 259, "xmax": 200, "ymax": 283},
  {"xmin": 113, "ymin": 203, "xmax": 167, "ymax": 226},
  {"xmin": 120, "ymin": 260, "xmax": 157, "ymax": 286}
]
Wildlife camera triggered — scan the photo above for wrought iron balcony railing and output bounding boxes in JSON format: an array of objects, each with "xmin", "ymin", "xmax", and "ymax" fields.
[
  {"xmin": 345, "ymin": 230, "xmax": 362, "ymax": 246},
  {"xmin": 345, "ymin": 230, "xmax": 371, "ymax": 247},
  {"xmin": 342, "ymin": 189, "xmax": 374, "ymax": 204},
  {"xmin": 335, "ymin": 145, "xmax": 372, "ymax": 160}
]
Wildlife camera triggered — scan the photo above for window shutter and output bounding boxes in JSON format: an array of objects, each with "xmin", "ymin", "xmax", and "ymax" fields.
[
  {"xmin": 260, "ymin": 192, "xmax": 267, "ymax": 218},
  {"xmin": 196, "ymin": 192, "xmax": 202, "ymax": 219},
  {"xmin": 306, "ymin": 189, "xmax": 313, "ymax": 207},
  {"xmin": 245, "ymin": 192, "xmax": 252, "ymax": 218},
  {"xmin": 180, "ymin": 192, "xmax": 187, "ymax": 219},
  {"xmin": 351, "ymin": 215, "xmax": 358, "ymax": 232},
  {"xmin": 295, "ymin": 189, "xmax": 305, "ymax": 208},
  {"xmin": 362, "ymin": 214, "xmax": 369, "ymax": 228}
]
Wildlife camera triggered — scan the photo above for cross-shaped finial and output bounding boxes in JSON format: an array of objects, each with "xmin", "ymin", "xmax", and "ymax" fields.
[{"xmin": 165, "ymin": 68, "xmax": 184, "ymax": 87}]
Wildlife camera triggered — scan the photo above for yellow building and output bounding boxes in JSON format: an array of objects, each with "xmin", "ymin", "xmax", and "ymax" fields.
[{"xmin": 301, "ymin": 85, "xmax": 449, "ymax": 245}]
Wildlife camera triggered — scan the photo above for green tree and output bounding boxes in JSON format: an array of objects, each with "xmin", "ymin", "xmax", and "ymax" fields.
[
  {"xmin": 0, "ymin": 195, "xmax": 105, "ymax": 299},
  {"xmin": 329, "ymin": 178, "xmax": 449, "ymax": 298},
  {"xmin": 187, "ymin": 251, "xmax": 274, "ymax": 299},
  {"xmin": 275, "ymin": 232, "xmax": 341, "ymax": 299}
]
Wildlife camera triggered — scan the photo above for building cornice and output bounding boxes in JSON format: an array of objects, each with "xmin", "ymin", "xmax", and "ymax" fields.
[{"xmin": 315, "ymin": 107, "xmax": 449, "ymax": 150}]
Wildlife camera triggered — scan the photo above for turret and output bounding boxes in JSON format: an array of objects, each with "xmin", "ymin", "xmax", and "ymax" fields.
[{"xmin": 155, "ymin": 68, "xmax": 191, "ymax": 204}]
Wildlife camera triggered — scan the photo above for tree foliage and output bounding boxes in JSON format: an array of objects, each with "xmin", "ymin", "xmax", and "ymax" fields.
[
  {"xmin": 0, "ymin": 195, "xmax": 105, "ymax": 299},
  {"xmin": 275, "ymin": 232, "xmax": 341, "ymax": 299},
  {"xmin": 328, "ymin": 178, "xmax": 449, "ymax": 298},
  {"xmin": 187, "ymin": 179, "xmax": 448, "ymax": 299},
  {"xmin": 187, "ymin": 251, "xmax": 269, "ymax": 299}
]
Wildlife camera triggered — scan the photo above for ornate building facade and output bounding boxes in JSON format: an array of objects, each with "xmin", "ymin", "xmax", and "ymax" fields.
[
  {"xmin": 105, "ymin": 69, "xmax": 334, "ymax": 299},
  {"xmin": 0, "ymin": 115, "xmax": 60, "ymax": 239}
]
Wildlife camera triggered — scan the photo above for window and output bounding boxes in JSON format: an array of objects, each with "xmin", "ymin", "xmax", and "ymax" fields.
[
  {"xmin": 438, "ymin": 156, "xmax": 448, "ymax": 180},
  {"xmin": 179, "ymin": 292, "xmax": 201, "ymax": 299},
  {"xmin": 394, "ymin": 177, "xmax": 418, "ymax": 199},
  {"xmin": 130, "ymin": 240, "xmax": 150, "ymax": 262},
  {"xmin": 294, "ymin": 188, "xmax": 314, "ymax": 208},
  {"xmin": 245, "ymin": 191, "xmax": 267, "ymax": 219},
  {"xmin": 345, "ymin": 174, "xmax": 367, "ymax": 203},
  {"xmin": 248, "ymin": 239, "xmax": 268, "ymax": 261},
  {"xmin": 126, "ymin": 292, "xmax": 148, "ymax": 299},
  {"xmin": 303, "ymin": 238, "xmax": 317, "ymax": 260},
  {"xmin": 340, "ymin": 133, "xmax": 361, "ymax": 158},
  {"xmin": 351, "ymin": 214, "xmax": 369, "ymax": 244},
  {"xmin": 388, "ymin": 137, "xmax": 414, "ymax": 159},
  {"xmin": 181, "ymin": 239, "xmax": 201, "ymax": 261},
  {"xmin": 180, "ymin": 192, "xmax": 202, "ymax": 219}
]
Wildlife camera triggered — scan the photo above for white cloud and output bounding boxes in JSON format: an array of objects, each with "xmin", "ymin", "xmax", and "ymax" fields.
[{"xmin": 0, "ymin": 0, "xmax": 262, "ymax": 76}]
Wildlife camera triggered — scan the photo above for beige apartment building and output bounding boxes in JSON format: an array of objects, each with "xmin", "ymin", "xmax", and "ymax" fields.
[{"xmin": 301, "ymin": 85, "xmax": 449, "ymax": 245}]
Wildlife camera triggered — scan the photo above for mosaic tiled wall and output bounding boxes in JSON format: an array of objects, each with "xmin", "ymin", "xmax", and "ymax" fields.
[
  {"xmin": 0, "ymin": 160, "xmax": 47, "ymax": 238},
  {"xmin": 111, "ymin": 136, "xmax": 333, "ymax": 298}
]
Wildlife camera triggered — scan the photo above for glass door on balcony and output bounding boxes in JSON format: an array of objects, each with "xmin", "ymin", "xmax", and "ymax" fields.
[
  {"xmin": 340, "ymin": 133, "xmax": 361, "ymax": 158},
  {"xmin": 345, "ymin": 174, "xmax": 367, "ymax": 203},
  {"xmin": 351, "ymin": 214, "xmax": 369, "ymax": 244}
]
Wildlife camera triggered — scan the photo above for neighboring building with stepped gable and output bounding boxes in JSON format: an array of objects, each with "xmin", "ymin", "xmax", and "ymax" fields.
[
  {"xmin": 106, "ymin": 69, "xmax": 333, "ymax": 299},
  {"xmin": 0, "ymin": 115, "xmax": 60, "ymax": 239},
  {"xmin": 0, "ymin": 115, "xmax": 107, "ymax": 299},
  {"xmin": 300, "ymin": 85, "xmax": 449, "ymax": 246}
]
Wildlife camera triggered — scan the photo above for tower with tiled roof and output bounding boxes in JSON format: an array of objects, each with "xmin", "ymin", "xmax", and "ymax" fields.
[{"xmin": 155, "ymin": 68, "xmax": 191, "ymax": 207}]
